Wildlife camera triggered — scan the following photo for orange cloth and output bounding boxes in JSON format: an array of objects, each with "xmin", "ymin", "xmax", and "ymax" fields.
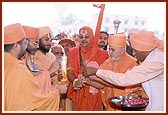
[
  {"xmin": 94, "ymin": 4, "xmax": 105, "ymax": 47},
  {"xmin": 4, "ymin": 23, "xmax": 25, "ymax": 44},
  {"xmin": 78, "ymin": 4, "xmax": 105, "ymax": 61},
  {"xmin": 21, "ymin": 53, "xmax": 52, "ymax": 93},
  {"xmin": 22, "ymin": 26, "xmax": 39, "ymax": 39},
  {"xmin": 33, "ymin": 50, "xmax": 61, "ymax": 87},
  {"xmin": 34, "ymin": 70, "xmax": 52, "ymax": 93},
  {"xmin": 4, "ymin": 52, "xmax": 60, "ymax": 111},
  {"xmin": 108, "ymin": 33, "xmax": 126, "ymax": 47},
  {"xmin": 127, "ymin": 28, "xmax": 139, "ymax": 35},
  {"xmin": 99, "ymin": 53, "xmax": 139, "ymax": 111},
  {"xmin": 79, "ymin": 26, "xmax": 95, "ymax": 59},
  {"xmin": 67, "ymin": 47, "xmax": 109, "ymax": 111},
  {"xmin": 130, "ymin": 30, "xmax": 164, "ymax": 51},
  {"xmin": 67, "ymin": 4, "xmax": 107, "ymax": 111},
  {"xmin": 34, "ymin": 50, "xmax": 55, "ymax": 70},
  {"xmin": 38, "ymin": 26, "xmax": 53, "ymax": 39},
  {"xmin": 92, "ymin": 4, "xmax": 105, "ymax": 59},
  {"xmin": 34, "ymin": 50, "xmax": 70, "ymax": 110}
]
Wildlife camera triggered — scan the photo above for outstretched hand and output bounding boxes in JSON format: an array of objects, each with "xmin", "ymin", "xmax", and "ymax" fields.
[
  {"xmin": 82, "ymin": 66, "xmax": 98, "ymax": 78},
  {"xmin": 93, "ymin": 4, "xmax": 105, "ymax": 10}
]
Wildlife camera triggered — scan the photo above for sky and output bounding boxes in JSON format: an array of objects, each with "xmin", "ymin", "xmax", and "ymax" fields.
[{"xmin": 2, "ymin": 2, "xmax": 166, "ymax": 33}]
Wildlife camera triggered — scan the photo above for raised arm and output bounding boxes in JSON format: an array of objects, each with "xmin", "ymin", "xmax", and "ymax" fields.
[{"xmin": 96, "ymin": 61, "xmax": 164, "ymax": 86}]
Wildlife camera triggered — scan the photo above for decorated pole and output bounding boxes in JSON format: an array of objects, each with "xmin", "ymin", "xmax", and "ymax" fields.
[{"xmin": 113, "ymin": 19, "xmax": 121, "ymax": 34}]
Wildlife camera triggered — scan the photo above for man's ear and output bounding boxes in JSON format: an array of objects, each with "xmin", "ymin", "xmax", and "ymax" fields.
[{"xmin": 13, "ymin": 43, "xmax": 20, "ymax": 51}]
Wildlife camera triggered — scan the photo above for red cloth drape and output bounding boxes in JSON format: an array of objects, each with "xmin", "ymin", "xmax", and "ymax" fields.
[{"xmin": 67, "ymin": 4, "xmax": 108, "ymax": 111}]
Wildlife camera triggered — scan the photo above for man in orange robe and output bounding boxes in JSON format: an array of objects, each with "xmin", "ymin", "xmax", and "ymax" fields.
[
  {"xmin": 67, "ymin": 26, "xmax": 109, "ymax": 111},
  {"xmin": 21, "ymin": 26, "xmax": 54, "ymax": 94},
  {"xmin": 83, "ymin": 30, "xmax": 164, "ymax": 111},
  {"xmin": 98, "ymin": 33, "xmax": 140, "ymax": 111},
  {"xmin": 50, "ymin": 44, "xmax": 70, "ymax": 111},
  {"xmin": 33, "ymin": 26, "xmax": 67, "ymax": 110},
  {"xmin": 34, "ymin": 26, "xmax": 62, "ymax": 86},
  {"xmin": 66, "ymin": 4, "xmax": 109, "ymax": 111},
  {"xmin": 4, "ymin": 23, "xmax": 59, "ymax": 111}
]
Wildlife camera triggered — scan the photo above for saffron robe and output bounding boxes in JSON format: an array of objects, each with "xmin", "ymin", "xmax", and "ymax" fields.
[
  {"xmin": 67, "ymin": 47, "xmax": 109, "ymax": 110},
  {"xmin": 96, "ymin": 48, "xmax": 164, "ymax": 111},
  {"xmin": 22, "ymin": 52, "xmax": 52, "ymax": 93},
  {"xmin": 4, "ymin": 52, "xmax": 59, "ymax": 111},
  {"xmin": 99, "ymin": 53, "xmax": 139, "ymax": 111}
]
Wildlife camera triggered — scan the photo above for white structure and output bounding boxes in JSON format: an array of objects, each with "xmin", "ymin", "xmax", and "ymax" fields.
[
  {"xmin": 91, "ymin": 13, "xmax": 148, "ymax": 34},
  {"xmin": 50, "ymin": 13, "xmax": 148, "ymax": 36}
]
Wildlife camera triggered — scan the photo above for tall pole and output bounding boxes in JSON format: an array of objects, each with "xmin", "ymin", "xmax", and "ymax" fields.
[{"xmin": 113, "ymin": 19, "xmax": 121, "ymax": 34}]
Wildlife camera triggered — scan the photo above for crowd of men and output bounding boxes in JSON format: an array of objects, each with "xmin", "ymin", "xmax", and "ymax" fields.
[{"xmin": 4, "ymin": 4, "xmax": 164, "ymax": 112}]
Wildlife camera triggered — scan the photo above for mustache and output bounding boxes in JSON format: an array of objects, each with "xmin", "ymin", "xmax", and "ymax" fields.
[{"xmin": 100, "ymin": 41, "xmax": 105, "ymax": 44}]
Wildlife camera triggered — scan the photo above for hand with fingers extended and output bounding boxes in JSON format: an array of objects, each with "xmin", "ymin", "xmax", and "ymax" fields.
[
  {"xmin": 73, "ymin": 74, "xmax": 86, "ymax": 90},
  {"xmin": 48, "ymin": 60, "xmax": 61, "ymax": 74}
]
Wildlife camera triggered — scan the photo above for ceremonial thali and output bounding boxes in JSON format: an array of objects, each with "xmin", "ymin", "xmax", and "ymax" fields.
[{"xmin": 108, "ymin": 95, "xmax": 149, "ymax": 108}]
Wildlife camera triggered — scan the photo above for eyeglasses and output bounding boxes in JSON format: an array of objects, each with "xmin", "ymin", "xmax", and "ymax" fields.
[
  {"xmin": 79, "ymin": 35, "xmax": 89, "ymax": 39},
  {"xmin": 27, "ymin": 39, "xmax": 39, "ymax": 45}
]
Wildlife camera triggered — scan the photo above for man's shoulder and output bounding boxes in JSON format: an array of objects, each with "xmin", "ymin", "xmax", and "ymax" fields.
[
  {"xmin": 97, "ymin": 49, "xmax": 109, "ymax": 58},
  {"xmin": 125, "ymin": 53, "xmax": 137, "ymax": 61},
  {"xmin": 69, "ymin": 47, "xmax": 79, "ymax": 54},
  {"xmin": 97, "ymin": 49, "xmax": 108, "ymax": 54},
  {"xmin": 6, "ymin": 59, "xmax": 32, "ymax": 77},
  {"xmin": 69, "ymin": 47, "xmax": 78, "ymax": 51}
]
